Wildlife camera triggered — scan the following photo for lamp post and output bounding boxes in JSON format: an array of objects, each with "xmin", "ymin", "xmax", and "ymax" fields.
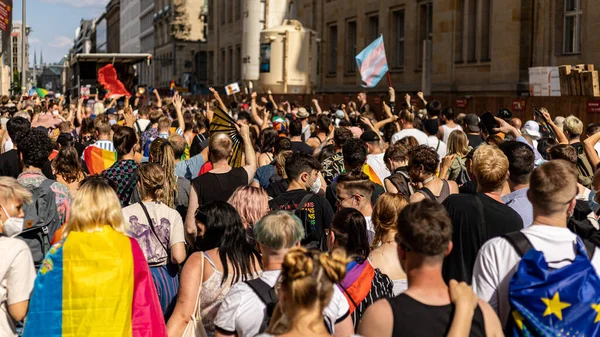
[{"xmin": 21, "ymin": 0, "xmax": 26, "ymax": 92}]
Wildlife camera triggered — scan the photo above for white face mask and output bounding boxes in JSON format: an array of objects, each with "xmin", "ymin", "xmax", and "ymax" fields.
[
  {"xmin": 52, "ymin": 110, "xmax": 59, "ymax": 116},
  {"xmin": 308, "ymin": 175, "xmax": 322, "ymax": 194},
  {"xmin": 1, "ymin": 205, "xmax": 24, "ymax": 237}
]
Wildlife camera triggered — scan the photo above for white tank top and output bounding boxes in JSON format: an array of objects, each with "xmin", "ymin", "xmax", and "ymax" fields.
[{"xmin": 442, "ymin": 124, "xmax": 463, "ymax": 144}]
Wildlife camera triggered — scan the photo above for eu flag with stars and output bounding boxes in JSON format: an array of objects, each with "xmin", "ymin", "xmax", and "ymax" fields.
[{"xmin": 508, "ymin": 239, "xmax": 600, "ymax": 336}]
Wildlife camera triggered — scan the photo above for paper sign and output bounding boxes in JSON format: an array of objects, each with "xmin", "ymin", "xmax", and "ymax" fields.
[
  {"xmin": 456, "ymin": 99, "xmax": 467, "ymax": 108},
  {"xmin": 587, "ymin": 101, "xmax": 600, "ymax": 113},
  {"xmin": 512, "ymin": 99, "xmax": 526, "ymax": 111},
  {"xmin": 529, "ymin": 67, "xmax": 561, "ymax": 97},
  {"xmin": 225, "ymin": 83, "xmax": 240, "ymax": 96}
]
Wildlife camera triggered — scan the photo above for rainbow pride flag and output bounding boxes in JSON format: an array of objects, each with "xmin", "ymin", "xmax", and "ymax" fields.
[
  {"xmin": 169, "ymin": 80, "xmax": 176, "ymax": 95},
  {"xmin": 35, "ymin": 87, "xmax": 48, "ymax": 98},
  {"xmin": 83, "ymin": 146, "xmax": 117, "ymax": 175},
  {"xmin": 363, "ymin": 163, "xmax": 383, "ymax": 186},
  {"xmin": 23, "ymin": 226, "xmax": 167, "ymax": 337}
]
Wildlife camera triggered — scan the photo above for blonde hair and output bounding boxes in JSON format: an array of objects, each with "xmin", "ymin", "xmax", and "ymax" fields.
[
  {"xmin": 399, "ymin": 109, "xmax": 415, "ymax": 124},
  {"xmin": 149, "ymin": 138, "xmax": 177, "ymax": 207},
  {"xmin": 0, "ymin": 177, "xmax": 32, "ymax": 205},
  {"xmin": 209, "ymin": 133, "xmax": 233, "ymax": 162},
  {"xmin": 371, "ymin": 193, "xmax": 408, "ymax": 249},
  {"xmin": 447, "ymin": 130, "xmax": 470, "ymax": 157},
  {"xmin": 267, "ymin": 248, "xmax": 350, "ymax": 335},
  {"xmin": 64, "ymin": 177, "xmax": 127, "ymax": 236},
  {"xmin": 564, "ymin": 115, "xmax": 583, "ymax": 137},
  {"xmin": 138, "ymin": 163, "xmax": 168, "ymax": 204},
  {"xmin": 228, "ymin": 186, "xmax": 269, "ymax": 228},
  {"xmin": 472, "ymin": 145, "xmax": 509, "ymax": 191},
  {"xmin": 276, "ymin": 150, "xmax": 293, "ymax": 178}
]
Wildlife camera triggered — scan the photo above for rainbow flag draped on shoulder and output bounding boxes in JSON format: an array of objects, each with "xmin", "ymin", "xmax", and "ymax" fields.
[
  {"xmin": 23, "ymin": 226, "xmax": 167, "ymax": 337},
  {"xmin": 83, "ymin": 146, "xmax": 117, "ymax": 175}
]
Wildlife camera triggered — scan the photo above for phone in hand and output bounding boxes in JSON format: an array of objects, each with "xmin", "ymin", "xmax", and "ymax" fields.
[{"xmin": 479, "ymin": 111, "xmax": 499, "ymax": 135}]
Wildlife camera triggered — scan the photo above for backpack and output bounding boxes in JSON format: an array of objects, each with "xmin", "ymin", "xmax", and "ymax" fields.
[
  {"xmin": 385, "ymin": 169, "xmax": 414, "ymax": 197},
  {"xmin": 245, "ymin": 278, "xmax": 278, "ymax": 334},
  {"xmin": 455, "ymin": 157, "xmax": 472, "ymax": 186},
  {"xmin": 503, "ymin": 231, "xmax": 600, "ymax": 336},
  {"xmin": 245, "ymin": 278, "xmax": 334, "ymax": 334},
  {"xmin": 17, "ymin": 179, "xmax": 61, "ymax": 268},
  {"xmin": 576, "ymin": 147, "xmax": 594, "ymax": 188}
]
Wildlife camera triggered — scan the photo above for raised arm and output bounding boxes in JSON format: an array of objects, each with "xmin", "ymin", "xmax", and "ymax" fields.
[
  {"xmin": 541, "ymin": 109, "xmax": 568, "ymax": 144},
  {"xmin": 387, "ymin": 87, "xmax": 396, "ymax": 118},
  {"xmin": 173, "ymin": 92, "xmax": 185, "ymax": 133},
  {"xmin": 153, "ymin": 89, "xmax": 162, "ymax": 108},
  {"xmin": 250, "ymin": 92, "xmax": 264, "ymax": 126},
  {"xmin": 267, "ymin": 89, "xmax": 277, "ymax": 108},
  {"xmin": 209, "ymin": 87, "xmax": 228, "ymax": 112},
  {"xmin": 584, "ymin": 130, "xmax": 600, "ymax": 170},
  {"xmin": 206, "ymin": 101, "xmax": 214, "ymax": 123},
  {"xmin": 238, "ymin": 123, "xmax": 257, "ymax": 183},
  {"xmin": 404, "ymin": 93, "xmax": 412, "ymax": 109},
  {"xmin": 312, "ymin": 98, "xmax": 322, "ymax": 115},
  {"xmin": 417, "ymin": 91, "xmax": 428, "ymax": 106},
  {"xmin": 76, "ymin": 98, "xmax": 84, "ymax": 126}
]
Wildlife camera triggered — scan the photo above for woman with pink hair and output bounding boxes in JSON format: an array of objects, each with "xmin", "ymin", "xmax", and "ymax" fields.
[{"xmin": 227, "ymin": 186, "xmax": 269, "ymax": 246}]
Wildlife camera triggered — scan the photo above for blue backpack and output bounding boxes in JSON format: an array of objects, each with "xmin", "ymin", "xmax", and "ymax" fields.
[{"xmin": 504, "ymin": 231, "xmax": 600, "ymax": 336}]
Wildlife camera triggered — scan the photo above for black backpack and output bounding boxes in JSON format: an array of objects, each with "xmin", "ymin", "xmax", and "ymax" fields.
[
  {"xmin": 245, "ymin": 278, "xmax": 278, "ymax": 334},
  {"xmin": 385, "ymin": 169, "xmax": 413, "ymax": 197}
]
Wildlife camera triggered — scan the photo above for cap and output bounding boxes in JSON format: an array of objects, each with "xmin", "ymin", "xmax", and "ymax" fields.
[
  {"xmin": 335, "ymin": 110, "xmax": 345, "ymax": 119},
  {"xmin": 105, "ymin": 108, "xmax": 117, "ymax": 115},
  {"xmin": 523, "ymin": 120, "xmax": 541, "ymax": 139},
  {"xmin": 497, "ymin": 108, "xmax": 512, "ymax": 120},
  {"xmin": 296, "ymin": 107, "xmax": 309, "ymax": 119},
  {"xmin": 464, "ymin": 114, "xmax": 480, "ymax": 132},
  {"xmin": 360, "ymin": 130, "xmax": 381, "ymax": 142}
]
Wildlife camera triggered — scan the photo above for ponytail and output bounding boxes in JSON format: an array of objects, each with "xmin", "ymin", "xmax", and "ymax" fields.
[{"xmin": 149, "ymin": 138, "xmax": 177, "ymax": 207}]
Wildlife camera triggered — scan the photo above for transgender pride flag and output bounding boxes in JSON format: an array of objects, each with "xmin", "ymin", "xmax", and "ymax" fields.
[{"xmin": 355, "ymin": 35, "xmax": 389, "ymax": 88}]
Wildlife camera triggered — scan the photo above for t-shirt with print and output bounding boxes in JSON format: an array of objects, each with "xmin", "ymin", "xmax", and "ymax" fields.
[
  {"xmin": 122, "ymin": 201, "xmax": 185, "ymax": 266},
  {"xmin": 0, "ymin": 237, "xmax": 36, "ymax": 337},
  {"xmin": 17, "ymin": 170, "xmax": 72, "ymax": 226},
  {"xmin": 269, "ymin": 189, "xmax": 334, "ymax": 249},
  {"xmin": 214, "ymin": 270, "xmax": 350, "ymax": 337},
  {"xmin": 322, "ymin": 153, "xmax": 344, "ymax": 185}
]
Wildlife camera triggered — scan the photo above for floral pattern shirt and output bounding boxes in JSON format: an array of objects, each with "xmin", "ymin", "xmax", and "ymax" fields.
[{"xmin": 322, "ymin": 153, "xmax": 345, "ymax": 185}]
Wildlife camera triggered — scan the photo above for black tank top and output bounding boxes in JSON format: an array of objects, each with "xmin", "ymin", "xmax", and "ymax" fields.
[{"xmin": 387, "ymin": 294, "xmax": 486, "ymax": 337}]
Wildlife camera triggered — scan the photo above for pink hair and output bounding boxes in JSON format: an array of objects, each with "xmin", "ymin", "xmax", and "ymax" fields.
[{"xmin": 228, "ymin": 186, "xmax": 269, "ymax": 228}]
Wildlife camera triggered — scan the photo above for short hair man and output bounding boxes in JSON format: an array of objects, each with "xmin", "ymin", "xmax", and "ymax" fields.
[
  {"xmin": 500, "ymin": 141, "xmax": 535, "ymax": 227},
  {"xmin": 213, "ymin": 211, "xmax": 353, "ymax": 337},
  {"xmin": 170, "ymin": 134, "xmax": 207, "ymax": 180},
  {"xmin": 442, "ymin": 145, "xmax": 524, "ymax": 283},
  {"xmin": 288, "ymin": 118, "xmax": 313, "ymax": 155},
  {"xmin": 0, "ymin": 117, "xmax": 39, "ymax": 178},
  {"xmin": 358, "ymin": 200, "xmax": 503, "ymax": 337},
  {"xmin": 390, "ymin": 110, "xmax": 428, "ymax": 146},
  {"xmin": 472, "ymin": 160, "xmax": 600, "ymax": 326},
  {"xmin": 357, "ymin": 91, "xmax": 371, "ymax": 114},
  {"xmin": 438, "ymin": 107, "xmax": 464, "ymax": 144},
  {"xmin": 268, "ymin": 152, "xmax": 333, "ymax": 249},
  {"xmin": 360, "ymin": 130, "xmax": 390, "ymax": 184},
  {"xmin": 463, "ymin": 114, "xmax": 485, "ymax": 148},
  {"xmin": 563, "ymin": 115, "xmax": 584, "ymax": 145}
]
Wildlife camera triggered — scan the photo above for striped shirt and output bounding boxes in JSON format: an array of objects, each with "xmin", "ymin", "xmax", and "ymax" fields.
[{"xmin": 502, "ymin": 188, "xmax": 533, "ymax": 228}]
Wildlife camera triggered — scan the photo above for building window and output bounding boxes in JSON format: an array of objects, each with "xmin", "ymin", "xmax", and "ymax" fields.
[
  {"xmin": 367, "ymin": 14, "xmax": 379, "ymax": 42},
  {"xmin": 235, "ymin": 0, "xmax": 241, "ymax": 20},
  {"xmin": 228, "ymin": 47, "xmax": 234, "ymax": 82},
  {"xmin": 208, "ymin": 51, "xmax": 214, "ymax": 83},
  {"xmin": 392, "ymin": 9, "xmax": 405, "ymax": 68},
  {"xmin": 456, "ymin": 0, "xmax": 492, "ymax": 63},
  {"xmin": 345, "ymin": 20, "xmax": 357, "ymax": 74},
  {"xmin": 220, "ymin": 0, "xmax": 226, "ymax": 25},
  {"xmin": 235, "ymin": 45, "xmax": 242, "ymax": 80},
  {"xmin": 418, "ymin": 1, "xmax": 433, "ymax": 67},
  {"xmin": 564, "ymin": 0, "xmax": 582, "ymax": 54},
  {"xmin": 328, "ymin": 24, "xmax": 338, "ymax": 75},
  {"xmin": 221, "ymin": 49, "xmax": 226, "ymax": 83}
]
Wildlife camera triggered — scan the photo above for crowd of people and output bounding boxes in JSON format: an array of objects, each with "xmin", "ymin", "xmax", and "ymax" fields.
[{"xmin": 1, "ymin": 85, "xmax": 599, "ymax": 337}]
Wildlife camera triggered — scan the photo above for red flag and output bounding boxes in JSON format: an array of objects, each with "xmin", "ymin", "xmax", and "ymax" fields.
[{"xmin": 98, "ymin": 64, "xmax": 131, "ymax": 98}]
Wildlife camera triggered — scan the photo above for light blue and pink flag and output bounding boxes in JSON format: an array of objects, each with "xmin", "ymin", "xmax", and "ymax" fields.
[{"xmin": 355, "ymin": 35, "xmax": 389, "ymax": 88}]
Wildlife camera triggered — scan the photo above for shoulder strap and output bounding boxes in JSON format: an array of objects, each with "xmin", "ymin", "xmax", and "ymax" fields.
[
  {"xmin": 39, "ymin": 179, "xmax": 55, "ymax": 190},
  {"xmin": 583, "ymin": 239, "xmax": 596, "ymax": 260},
  {"xmin": 502, "ymin": 231, "xmax": 533, "ymax": 257},
  {"xmin": 135, "ymin": 120, "xmax": 142, "ymax": 133},
  {"xmin": 296, "ymin": 192, "xmax": 315, "ymax": 212},
  {"xmin": 418, "ymin": 187, "xmax": 436, "ymax": 201},
  {"xmin": 245, "ymin": 278, "xmax": 277, "ymax": 305},
  {"xmin": 439, "ymin": 180, "xmax": 450, "ymax": 201},
  {"xmin": 138, "ymin": 202, "xmax": 169, "ymax": 254},
  {"xmin": 436, "ymin": 139, "xmax": 440, "ymax": 151},
  {"xmin": 191, "ymin": 255, "xmax": 206, "ymax": 320}
]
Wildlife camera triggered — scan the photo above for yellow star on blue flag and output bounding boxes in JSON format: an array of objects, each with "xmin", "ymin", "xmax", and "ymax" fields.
[{"xmin": 542, "ymin": 292, "xmax": 571, "ymax": 321}]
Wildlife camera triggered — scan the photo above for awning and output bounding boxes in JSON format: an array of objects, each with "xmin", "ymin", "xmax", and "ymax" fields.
[{"xmin": 70, "ymin": 53, "xmax": 152, "ymax": 66}]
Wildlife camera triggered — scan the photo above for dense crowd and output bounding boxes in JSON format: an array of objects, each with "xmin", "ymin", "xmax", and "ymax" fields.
[{"xmin": 1, "ymin": 85, "xmax": 599, "ymax": 337}]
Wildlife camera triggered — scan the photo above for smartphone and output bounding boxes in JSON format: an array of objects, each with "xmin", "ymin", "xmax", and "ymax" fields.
[{"xmin": 479, "ymin": 111, "xmax": 499, "ymax": 135}]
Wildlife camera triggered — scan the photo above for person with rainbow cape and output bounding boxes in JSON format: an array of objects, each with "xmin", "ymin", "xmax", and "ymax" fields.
[{"xmin": 22, "ymin": 176, "xmax": 167, "ymax": 337}]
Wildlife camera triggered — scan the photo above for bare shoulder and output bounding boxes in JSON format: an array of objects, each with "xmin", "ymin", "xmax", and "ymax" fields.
[
  {"xmin": 410, "ymin": 191, "xmax": 425, "ymax": 203},
  {"xmin": 448, "ymin": 180, "xmax": 460, "ymax": 193},
  {"xmin": 357, "ymin": 298, "xmax": 393, "ymax": 337}
]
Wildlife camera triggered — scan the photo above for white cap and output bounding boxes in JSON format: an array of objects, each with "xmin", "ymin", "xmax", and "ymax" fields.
[{"xmin": 523, "ymin": 120, "xmax": 541, "ymax": 139}]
